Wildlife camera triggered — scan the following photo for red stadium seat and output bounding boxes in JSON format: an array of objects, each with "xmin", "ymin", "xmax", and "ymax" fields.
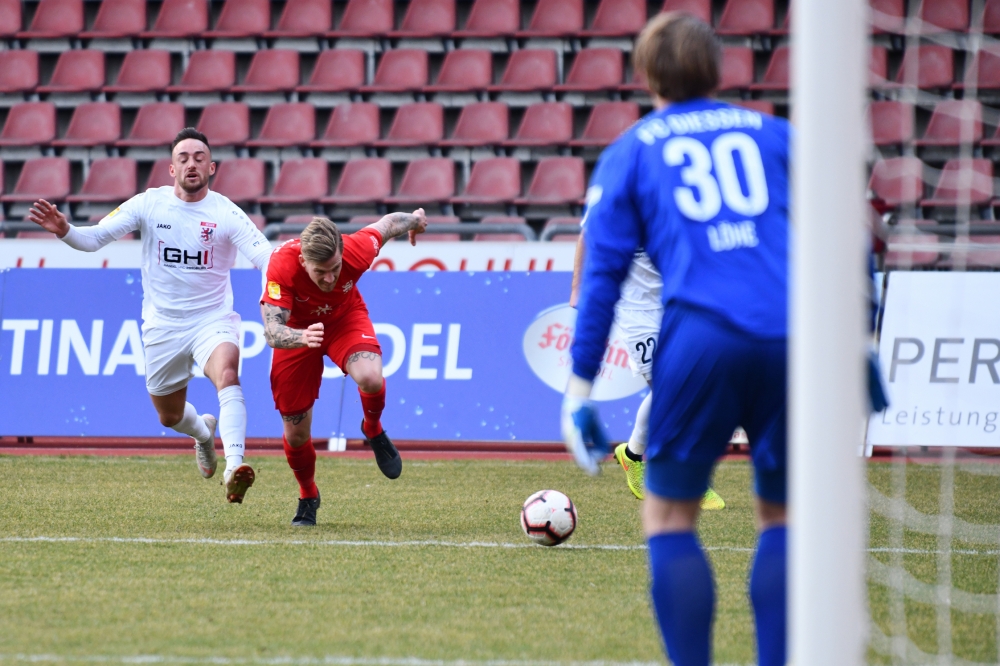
[
  {"xmin": 555, "ymin": 49, "xmax": 623, "ymax": 92},
  {"xmin": 362, "ymin": 50, "xmax": 428, "ymax": 92},
  {"xmin": 543, "ymin": 216, "xmax": 582, "ymax": 241},
  {"xmin": 328, "ymin": 0, "xmax": 394, "ymax": 37},
  {"xmin": 246, "ymin": 103, "xmax": 315, "ymax": 147},
  {"xmin": 37, "ymin": 51, "xmax": 104, "ymax": 94},
  {"xmin": 871, "ymin": 0, "xmax": 905, "ymax": 34},
  {"xmin": 0, "ymin": 0, "xmax": 21, "ymax": 38},
  {"xmin": 954, "ymin": 48, "xmax": 1000, "ymax": 92},
  {"xmin": 167, "ymin": 51, "xmax": 236, "ymax": 93},
  {"xmin": 504, "ymin": 102, "xmax": 572, "ymax": 147},
  {"xmin": 750, "ymin": 47, "xmax": 789, "ymax": 91},
  {"xmin": 986, "ymin": 0, "xmax": 1000, "ymax": 35},
  {"xmin": 17, "ymin": 0, "xmax": 83, "ymax": 39},
  {"xmin": 915, "ymin": 100, "xmax": 982, "ymax": 147},
  {"xmin": 296, "ymin": 50, "xmax": 365, "ymax": 93},
  {"xmin": 425, "ymin": 50, "xmax": 492, "ymax": 92},
  {"xmin": 52, "ymin": 102, "xmax": 121, "ymax": 147},
  {"xmin": 490, "ymin": 50, "xmax": 558, "ymax": 92},
  {"xmin": 454, "ymin": 0, "xmax": 519, "ymax": 37},
  {"xmin": 718, "ymin": 47, "xmax": 754, "ymax": 92},
  {"xmin": 0, "ymin": 51, "xmax": 39, "ymax": 93},
  {"xmin": 439, "ymin": 102, "xmax": 509, "ymax": 147},
  {"xmin": 247, "ymin": 214, "xmax": 266, "ymax": 231},
  {"xmin": 734, "ymin": 100, "xmax": 775, "ymax": 115},
  {"xmin": 868, "ymin": 157, "xmax": 924, "ymax": 212},
  {"xmin": 211, "ymin": 158, "xmax": 266, "ymax": 204},
  {"xmin": 660, "ymin": 0, "xmax": 711, "ymax": 23},
  {"xmin": 582, "ymin": 0, "xmax": 645, "ymax": 37},
  {"xmin": 116, "ymin": 102, "xmax": 185, "ymax": 147},
  {"xmin": 146, "ymin": 158, "xmax": 174, "ymax": 189},
  {"xmin": 104, "ymin": 50, "xmax": 172, "ymax": 93},
  {"xmin": 141, "ymin": 0, "xmax": 208, "ymax": 38},
  {"xmin": 374, "ymin": 103, "xmax": 444, "ymax": 147},
  {"xmin": 0, "ymin": 157, "xmax": 71, "ymax": 203},
  {"xmin": 870, "ymin": 46, "xmax": 889, "ymax": 85},
  {"xmin": 80, "ymin": 0, "xmax": 145, "ymax": 38},
  {"xmin": 232, "ymin": 50, "xmax": 299, "ymax": 93},
  {"xmin": 258, "ymin": 158, "xmax": 328, "ymax": 205},
  {"xmin": 919, "ymin": 0, "xmax": 969, "ymax": 33},
  {"xmin": 16, "ymin": 231, "xmax": 59, "ymax": 239},
  {"xmin": 451, "ymin": 158, "xmax": 520, "ymax": 205},
  {"xmin": 196, "ymin": 102, "xmax": 250, "ymax": 147},
  {"xmin": 310, "ymin": 103, "xmax": 380, "ymax": 148},
  {"xmin": 870, "ymin": 101, "xmax": 914, "ymax": 147},
  {"xmin": 517, "ymin": 0, "xmax": 583, "ymax": 37},
  {"xmin": 893, "ymin": 46, "xmax": 954, "ymax": 89},
  {"xmin": 515, "ymin": 157, "xmax": 585, "ymax": 206},
  {"xmin": 883, "ymin": 225, "xmax": 940, "ymax": 269},
  {"xmin": 385, "ymin": 158, "xmax": 455, "ymax": 205},
  {"xmin": 474, "ymin": 232, "xmax": 526, "ymax": 242},
  {"xmin": 716, "ymin": 0, "xmax": 774, "ymax": 35},
  {"xmin": 321, "ymin": 158, "xmax": 391, "ymax": 205},
  {"xmin": 390, "ymin": 0, "xmax": 455, "ymax": 37},
  {"xmin": 570, "ymin": 102, "xmax": 640, "ymax": 147},
  {"xmin": 0, "ymin": 103, "xmax": 56, "ymax": 147},
  {"xmin": 204, "ymin": 0, "xmax": 270, "ymax": 38},
  {"xmin": 265, "ymin": 0, "xmax": 331, "ymax": 37},
  {"xmin": 67, "ymin": 158, "xmax": 137, "ymax": 203},
  {"xmin": 922, "ymin": 159, "xmax": 993, "ymax": 208},
  {"xmin": 418, "ymin": 216, "xmax": 462, "ymax": 242}
]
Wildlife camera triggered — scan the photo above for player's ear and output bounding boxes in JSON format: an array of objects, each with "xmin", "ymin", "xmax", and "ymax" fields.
[
  {"xmin": 298, "ymin": 254, "xmax": 306, "ymax": 267},
  {"xmin": 208, "ymin": 161, "xmax": 216, "ymax": 176},
  {"xmin": 168, "ymin": 163, "xmax": 176, "ymax": 178}
]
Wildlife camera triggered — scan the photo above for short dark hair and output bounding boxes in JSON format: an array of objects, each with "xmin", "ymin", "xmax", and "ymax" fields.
[
  {"xmin": 300, "ymin": 217, "xmax": 344, "ymax": 263},
  {"xmin": 634, "ymin": 12, "xmax": 721, "ymax": 102},
  {"xmin": 171, "ymin": 127, "xmax": 211, "ymax": 153}
]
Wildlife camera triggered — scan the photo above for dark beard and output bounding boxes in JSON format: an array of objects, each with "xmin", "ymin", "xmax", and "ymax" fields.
[{"xmin": 178, "ymin": 174, "xmax": 208, "ymax": 193}]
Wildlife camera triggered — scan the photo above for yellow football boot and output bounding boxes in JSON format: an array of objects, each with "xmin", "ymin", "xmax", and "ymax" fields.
[
  {"xmin": 701, "ymin": 487, "xmax": 726, "ymax": 511},
  {"xmin": 613, "ymin": 443, "xmax": 645, "ymax": 500}
]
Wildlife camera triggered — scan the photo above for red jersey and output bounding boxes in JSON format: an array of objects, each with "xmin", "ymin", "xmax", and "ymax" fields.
[{"xmin": 261, "ymin": 228, "xmax": 383, "ymax": 328}]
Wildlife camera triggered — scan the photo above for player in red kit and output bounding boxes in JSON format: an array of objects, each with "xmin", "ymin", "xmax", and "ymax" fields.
[{"xmin": 260, "ymin": 211, "xmax": 428, "ymax": 526}]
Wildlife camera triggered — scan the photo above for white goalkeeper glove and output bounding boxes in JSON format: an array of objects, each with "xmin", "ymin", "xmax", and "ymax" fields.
[{"xmin": 561, "ymin": 374, "xmax": 610, "ymax": 476}]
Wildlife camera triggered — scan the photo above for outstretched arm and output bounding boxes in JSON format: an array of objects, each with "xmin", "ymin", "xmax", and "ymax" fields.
[
  {"xmin": 27, "ymin": 199, "xmax": 71, "ymax": 237},
  {"xmin": 367, "ymin": 208, "xmax": 428, "ymax": 246},
  {"xmin": 28, "ymin": 198, "xmax": 140, "ymax": 252},
  {"xmin": 261, "ymin": 303, "xmax": 324, "ymax": 349}
]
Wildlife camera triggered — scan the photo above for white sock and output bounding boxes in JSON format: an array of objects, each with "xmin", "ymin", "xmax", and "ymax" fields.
[
  {"xmin": 173, "ymin": 402, "xmax": 211, "ymax": 443},
  {"xmin": 627, "ymin": 391, "xmax": 652, "ymax": 457},
  {"xmin": 218, "ymin": 385, "xmax": 247, "ymax": 472}
]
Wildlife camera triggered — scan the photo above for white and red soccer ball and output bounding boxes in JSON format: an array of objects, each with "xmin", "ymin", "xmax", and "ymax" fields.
[{"xmin": 520, "ymin": 490, "xmax": 577, "ymax": 546}]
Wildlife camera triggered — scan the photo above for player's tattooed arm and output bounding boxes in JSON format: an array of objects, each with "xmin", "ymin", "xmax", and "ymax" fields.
[
  {"xmin": 261, "ymin": 303, "xmax": 324, "ymax": 349},
  {"xmin": 369, "ymin": 208, "xmax": 428, "ymax": 246}
]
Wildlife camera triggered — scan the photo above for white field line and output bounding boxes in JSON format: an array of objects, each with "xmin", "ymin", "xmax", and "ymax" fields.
[{"xmin": 0, "ymin": 656, "xmax": 684, "ymax": 666}]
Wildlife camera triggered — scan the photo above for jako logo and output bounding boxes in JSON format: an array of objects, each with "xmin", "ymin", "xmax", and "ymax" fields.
[{"xmin": 522, "ymin": 304, "xmax": 646, "ymax": 401}]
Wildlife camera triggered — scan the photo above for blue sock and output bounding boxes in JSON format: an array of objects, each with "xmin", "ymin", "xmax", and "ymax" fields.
[
  {"xmin": 749, "ymin": 525, "xmax": 787, "ymax": 666},
  {"xmin": 647, "ymin": 532, "xmax": 714, "ymax": 666}
]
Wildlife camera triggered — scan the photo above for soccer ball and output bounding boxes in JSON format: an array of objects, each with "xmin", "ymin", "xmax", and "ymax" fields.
[{"xmin": 520, "ymin": 490, "xmax": 577, "ymax": 546}]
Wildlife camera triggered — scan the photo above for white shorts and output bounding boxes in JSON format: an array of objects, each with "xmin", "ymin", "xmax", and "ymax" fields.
[
  {"xmin": 615, "ymin": 307, "xmax": 663, "ymax": 380},
  {"xmin": 141, "ymin": 311, "xmax": 241, "ymax": 396}
]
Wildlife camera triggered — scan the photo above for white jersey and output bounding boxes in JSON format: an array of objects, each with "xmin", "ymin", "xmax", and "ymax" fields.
[
  {"xmin": 616, "ymin": 249, "xmax": 663, "ymax": 311},
  {"xmin": 61, "ymin": 187, "xmax": 271, "ymax": 327}
]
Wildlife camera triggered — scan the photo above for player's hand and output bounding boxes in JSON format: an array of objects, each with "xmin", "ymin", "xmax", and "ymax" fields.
[
  {"xmin": 26, "ymin": 199, "xmax": 70, "ymax": 238},
  {"xmin": 561, "ymin": 375, "xmax": 609, "ymax": 476},
  {"xmin": 301, "ymin": 322, "xmax": 324, "ymax": 348},
  {"xmin": 408, "ymin": 208, "xmax": 428, "ymax": 246}
]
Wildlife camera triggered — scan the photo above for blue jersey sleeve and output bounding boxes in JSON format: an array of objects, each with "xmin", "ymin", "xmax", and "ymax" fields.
[{"xmin": 571, "ymin": 137, "xmax": 645, "ymax": 381}]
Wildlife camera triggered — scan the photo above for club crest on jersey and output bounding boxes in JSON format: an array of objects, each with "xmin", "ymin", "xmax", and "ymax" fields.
[
  {"xmin": 341, "ymin": 279, "xmax": 354, "ymax": 293},
  {"xmin": 200, "ymin": 221, "xmax": 216, "ymax": 243},
  {"xmin": 312, "ymin": 304, "xmax": 332, "ymax": 316}
]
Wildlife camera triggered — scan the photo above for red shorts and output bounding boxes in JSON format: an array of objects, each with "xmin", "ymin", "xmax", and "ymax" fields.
[{"xmin": 270, "ymin": 310, "xmax": 382, "ymax": 416}]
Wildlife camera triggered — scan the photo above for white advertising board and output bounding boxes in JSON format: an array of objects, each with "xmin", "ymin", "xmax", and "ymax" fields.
[{"xmin": 867, "ymin": 272, "xmax": 1000, "ymax": 447}]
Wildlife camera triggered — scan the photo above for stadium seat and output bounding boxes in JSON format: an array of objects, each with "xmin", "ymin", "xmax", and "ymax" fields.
[
  {"xmin": 944, "ymin": 236, "xmax": 1000, "ymax": 270},
  {"xmin": 570, "ymin": 102, "xmax": 640, "ymax": 147},
  {"xmin": 489, "ymin": 50, "xmax": 558, "ymax": 92},
  {"xmin": 504, "ymin": 102, "xmax": 572, "ymax": 146},
  {"xmin": 0, "ymin": 103, "xmax": 56, "ymax": 147},
  {"xmin": 16, "ymin": 230, "xmax": 59, "ymax": 239},
  {"xmin": 543, "ymin": 216, "xmax": 582, "ymax": 241},
  {"xmin": 0, "ymin": 0, "xmax": 21, "ymax": 38},
  {"xmin": 718, "ymin": 47, "xmax": 754, "ymax": 92},
  {"xmin": 66, "ymin": 158, "xmax": 137, "ymax": 203},
  {"xmin": 661, "ymin": 0, "xmax": 712, "ymax": 23},
  {"xmin": 868, "ymin": 157, "xmax": 924, "ymax": 212},
  {"xmin": 554, "ymin": 49, "xmax": 623, "ymax": 92},
  {"xmin": 141, "ymin": 0, "xmax": 209, "ymax": 38},
  {"xmin": 52, "ymin": 102, "xmax": 121, "ymax": 147},
  {"xmin": 296, "ymin": 50, "xmax": 365, "ymax": 93},
  {"xmin": 915, "ymin": 100, "xmax": 982, "ymax": 148},
  {"xmin": 451, "ymin": 158, "xmax": 520, "ymax": 205},
  {"xmin": 734, "ymin": 100, "xmax": 775, "ymax": 115},
  {"xmin": 716, "ymin": 0, "xmax": 774, "ymax": 36},
  {"xmin": 116, "ymin": 102, "xmax": 185, "ymax": 147},
  {"xmin": 515, "ymin": 157, "xmax": 585, "ymax": 206},
  {"xmin": 893, "ymin": 45, "xmax": 954, "ymax": 89},
  {"xmin": 258, "ymin": 158, "xmax": 328, "ymax": 205},
  {"xmin": 750, "ymin": 47, "xmax": 789, "ymax": 91},
  {"xmin": 362, "ymin": 50, "xmax": 428, "ymax": 92},
  {"xmin": 211, "ymin": 158, "xmax": 266, "ymax": 204},
  {"xmin": 922, "ymin": 159, "xmax": 994, "ymax": 208},
  {"xmin": 145, "ymin": 158, "xmax": 174, "ymax": 189},
  {"xmin": 416, "ymin": 216, "xmax": 462, "ymax": 242},
  {"xmin": 167, "ymin": 51, "xmax": 236, "ymax": 93},
  {"xmin": 246, "ymin": 103, "xmax": 315, "ymax": 147},
  {"xmin": 871, "ymin": 0, "xmax": 905, "ymax": 34},
  {"xmin": 954, "ymin": 48, "xmax": 1000, "ymax": 93},
  {"xmin": 453, "ymin": 0, "xmax": 519, "ymax": 37},
  {"xmin": 883, "ymin": 226, "xmax": 940, "ymax": 269},
  {"xmin": 919, "ymin": 0, "xmax": 969, "ymax": 33},
  {"xmin": 265, "ymin": 0, "xmax": 331, "ymax": 37},
  {"xmin": 17, "ymin": 0, "xmax": 83, "ymax": 39},
  {"xmin": 310, "ymin": 103, "xmax": 380, "ymax": 148},
  {"xmin": 581, "ymin": 0, "xmax": 645, "ymax": 37},
  {"xmin": 385, "ymin": 158, "xmax": 455, "ymax": 205},
  {"xmin": 104, "ymin": 50, "xmax": 172, "ymax": 94},
  {"xmin": 196, "ymin": 102, "xmax": 250, "ymax": 147},
  {"xmin": 870, "ymin": 46, "xmax": 889, "ymax": 85},
  {"xmin": 374, "ymin": 103, "xmax": 444, "ymax": 147},
  {"xmin": 0, "ymin": 51, "xmax": 39, "ymax": 94},
  {"xmin": 425, "ymin": 50, "xmax": 492, "ymax": 93},
  {"xmin": 328, "ymin": 0, "xmax": 394, "ymax": 37},
  {"xmin": 321, "ymin": 158, "xmax": 391, "ymax": 205},
  {"xmin": 390, "ymin": 0, "xmax": 455, "ymax": 37},
  {"xmin": 80, "ymin": 0, "xmax": 145, "ymax": 38},
  {"xmin": 985, "ymin": 0, "xmax": 1000, "ymax": 35},
  {"xmin": 204, "ymin": 0, "xmax": 270, "ymax": 38},
  {"xmin": 0, "ymin": 157, "xmax": 71, "ymax": 202},
  {"xmin": 474, "ymin": 232, "xmax": 526, "ymax": 241},
  {"xmin": 516, "ymin": 0, "xmax": 583, "ymax": 37},
  {"xmin": 232, "ymin": 50, "xmax": 299, "ymax": 93},
  {"xmin": 37, "ymin": 51, "xmax": 104, "ymax": 94},
  {"xmin": 439, "ymin": 102, "xmax": 508, "ymax": 147},
  {"xmin": 870, "ymin": 101, "xmax": 914, "ymax": 147},
  {"xmin": 247, "ymin": 213, "xmax": 266, "ymax": 230}
]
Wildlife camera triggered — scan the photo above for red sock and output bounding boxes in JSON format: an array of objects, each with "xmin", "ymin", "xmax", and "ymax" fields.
[
  {"xmin": 360, "ymin": 379, "xmax": 386, "ymax": 439},
  {"xmin": 283, "ymin": 436, "xmax": 318, "ymax": 499}
]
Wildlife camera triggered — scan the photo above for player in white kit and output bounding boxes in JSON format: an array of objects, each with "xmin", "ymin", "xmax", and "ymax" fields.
[{"xmin": 26, "ymin": 128, "xmax": 271, "ymax": 504}]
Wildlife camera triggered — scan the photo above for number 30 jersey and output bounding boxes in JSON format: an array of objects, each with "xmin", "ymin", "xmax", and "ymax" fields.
[{"xmin": 572, "ymin": 99, "xmax": 790, "ymax": 381}]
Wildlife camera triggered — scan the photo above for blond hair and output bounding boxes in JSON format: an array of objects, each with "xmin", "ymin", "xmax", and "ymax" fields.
[
  {"xmin": 300, "ymin": 216, "xmax": 343, "ymax": 263},
  {"xmin": 634, "ymin": 12, "xmax": 721, "ymax": 102}
]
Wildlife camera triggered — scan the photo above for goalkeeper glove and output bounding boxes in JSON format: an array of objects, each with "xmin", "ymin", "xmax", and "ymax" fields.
[{"xmin": 561, "ymin": 374, "xmax": 610, "ymax": 476}]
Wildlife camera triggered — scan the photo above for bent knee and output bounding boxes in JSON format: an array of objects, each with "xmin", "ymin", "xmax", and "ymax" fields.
[
  {"xmin": 158, "ymin": 411, "xmax": 184, "ymax": 428},
  {"xmin": 286, "ymin": 431, "xmax": 310, "ymax": 448},
  {"xmin": 355, "ymin": 371, "xmax": 383, "ymax": 394}
]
